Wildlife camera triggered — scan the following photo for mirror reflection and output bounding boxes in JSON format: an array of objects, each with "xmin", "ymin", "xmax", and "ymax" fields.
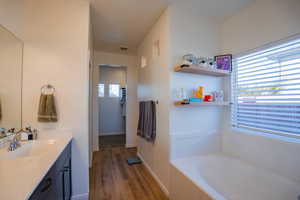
[{"xmin": 0, "ymin": 25, "xmax": 23, "ymax": 138}]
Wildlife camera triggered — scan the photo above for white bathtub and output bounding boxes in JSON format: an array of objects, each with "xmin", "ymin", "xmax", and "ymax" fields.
[{"xmin": 170, "ymin": 153, "xmax": 300, "ymax": 200}]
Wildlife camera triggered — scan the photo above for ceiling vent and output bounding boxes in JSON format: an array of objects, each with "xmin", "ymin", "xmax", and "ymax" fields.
[{"xmin": 120, "ymin": 46, "xmax": 128, "ymax": 51}]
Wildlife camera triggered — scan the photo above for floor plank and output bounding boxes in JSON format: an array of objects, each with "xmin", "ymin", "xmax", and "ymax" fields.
[{"xmin": 90, "ymin": 147, "xmax": 169, "ymax": 200}]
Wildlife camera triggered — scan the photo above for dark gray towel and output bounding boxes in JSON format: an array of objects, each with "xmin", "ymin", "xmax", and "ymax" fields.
[
  {"xmin": 0, "ymin": 99, "xmax": 2, "ymax": 121},
  {"xmin": 38, "ymin": 94, "xmax": 58, "ymax": 122},
  {"xmin": 137, "ymin": 101, "xmax": 156, "ymax": 142}
]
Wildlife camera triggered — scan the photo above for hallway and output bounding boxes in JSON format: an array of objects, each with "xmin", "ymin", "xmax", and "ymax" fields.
[
  {"xmin": 89, "ymin": 147, "xmax": 169, "ymax": 200},
  {"xmin": 99, "ymin": 135, "xmax": 126, "ymax": 148}
]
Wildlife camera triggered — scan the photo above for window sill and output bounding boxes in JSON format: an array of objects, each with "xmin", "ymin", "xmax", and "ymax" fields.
[{"xmin": 232, "ymin": 126, "xmax": 300, "ymax": 144}]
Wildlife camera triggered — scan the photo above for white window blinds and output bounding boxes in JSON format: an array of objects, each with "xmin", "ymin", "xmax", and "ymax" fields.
[{"xmin": 232, "ymin": 36, "xmax": 300, "ymax": 136}]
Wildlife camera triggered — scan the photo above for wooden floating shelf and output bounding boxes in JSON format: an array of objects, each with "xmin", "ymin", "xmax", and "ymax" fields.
[
  {"xmin": 174, "ymin": 101, "xmax": 231, "ymax": 106},
  {"xmin": 174, "ymin": 65, "xmax": 230, "ymax": 77}
]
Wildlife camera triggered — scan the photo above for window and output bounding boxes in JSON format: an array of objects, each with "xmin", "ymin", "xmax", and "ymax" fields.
[
  {"xmin": 232, "ymin": 36, "xmax": 300, "ymax": 137},
  {"xmin": 109, "ymin": 84, "xmax": 120, "ymax": 97},
  {"xmin": 98, "ymin": 83, "xmax": 104, "ymax": 97},
  {"xmin": 141, "ymin": 56, "xmax": 147, "ymax": 68}
]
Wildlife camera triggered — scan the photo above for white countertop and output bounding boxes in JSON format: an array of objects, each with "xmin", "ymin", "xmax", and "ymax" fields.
[{"xmin": 0, "ymin": 131, "xmax": 72, "ymax": 200}]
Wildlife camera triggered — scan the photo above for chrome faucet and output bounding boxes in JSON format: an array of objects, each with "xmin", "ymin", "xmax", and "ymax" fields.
[
  {"xmin": 7, "ymin": 133, "xmax": 21, "ymax": 151},
  {"xmin": 7, "ymin": 129, "xmax": 25, "ymax": 151},
  {"xmin": 7, "ymin": 127, "xmax": 38, "ymax": 151}
]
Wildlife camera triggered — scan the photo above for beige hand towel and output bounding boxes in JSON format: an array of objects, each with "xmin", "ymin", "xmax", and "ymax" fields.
[{"xmin": 38, "ymin": 94, "xmax": 57, "ymax": 122}]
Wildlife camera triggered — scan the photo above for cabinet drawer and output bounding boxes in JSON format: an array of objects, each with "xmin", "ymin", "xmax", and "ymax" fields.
[{"xmin": 29, "ymin": 169, "xmax": 56, "ymax": 200}]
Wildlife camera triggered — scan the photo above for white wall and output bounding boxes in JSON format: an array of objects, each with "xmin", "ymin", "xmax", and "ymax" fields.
[
  {"xmin": 22, "ymin": 0, "xmax": 90, "ymax": 198},
  {"xmin": 93, "ymin": 51, "xmax": 138, "ymax": 147},
  {"xmin": 99, "ymin": 66, "xmax": 126, "ymax": 135},
  {"xmin": 221, "ymin": 0, "xmax": 300, "ymax": 183},
  {"xmin": 137, "ymin": 9, "xmax": 171, "ymax": 194},
  {"xmin": 169, "ymin": 1, "xmax": 223, "ymax": 136},
  {"xmin": 137, "ymin": 2, "xmax": 225, "ymax": 194},
  {"xmin": 221, "ymin": 0, "xmax": 300, "ymax": 55},
  {"xmin": 0, "ymin": 0, "xmax": 24, "ymax": 39}
]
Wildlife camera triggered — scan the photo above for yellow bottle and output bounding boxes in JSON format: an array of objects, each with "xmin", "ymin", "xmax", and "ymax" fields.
[{"xmin": 195, "ymin": 86, "xmax": 204, "ymax": 99}]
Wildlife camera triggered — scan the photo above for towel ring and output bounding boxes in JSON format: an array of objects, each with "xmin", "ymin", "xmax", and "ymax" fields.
[{"xmin": 41, "ymin": 84, "xmax": 55, "ymax": 94}]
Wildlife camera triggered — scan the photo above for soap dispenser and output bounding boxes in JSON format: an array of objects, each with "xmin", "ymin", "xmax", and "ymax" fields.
[{"xmin": 25, "ymin": 126, "xmax": 33, "ymax": 140}]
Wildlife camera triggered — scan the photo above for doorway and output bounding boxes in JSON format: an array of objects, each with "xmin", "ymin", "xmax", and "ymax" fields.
[{"xmin": 98, "ymin": 65, "xmax": 127, "ymax": 148}]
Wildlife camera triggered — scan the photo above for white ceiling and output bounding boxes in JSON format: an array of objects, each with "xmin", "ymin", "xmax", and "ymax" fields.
[
  {"xmin": 91, "ymin": 0, "xmax": 254, "ymax": 54},
  {"xmin": 91, "ymin": 0, "xmax": 169, "ymax": 54}
]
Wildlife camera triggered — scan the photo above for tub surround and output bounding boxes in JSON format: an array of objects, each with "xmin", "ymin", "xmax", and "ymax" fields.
[
  {"xmin": 170, "ymin": 131, "xmax": 221, "ymax": 160},
  {"xmin": 0, "ymin": 131, "xmax": 72, "ymax": 200}
]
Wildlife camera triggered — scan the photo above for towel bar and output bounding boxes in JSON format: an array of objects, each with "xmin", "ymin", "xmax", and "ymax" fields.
[{"xmin": 41, "ymin": 84, "xmax": 55, "ymax": 94}]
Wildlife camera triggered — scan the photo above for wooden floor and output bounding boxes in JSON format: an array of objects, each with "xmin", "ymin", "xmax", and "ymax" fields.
[
  {"xmin": 90, "ymin": 147, "xmax": 169, "ymax": 200},
  {"xmin": 99, "ymin": 135, "xmax": 126, "ymax": 148}
]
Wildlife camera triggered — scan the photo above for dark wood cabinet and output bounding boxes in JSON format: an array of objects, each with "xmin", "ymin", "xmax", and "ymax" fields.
[{"xmin": 29, "ymin": 142, "xmax": 72, "ymax": 200}]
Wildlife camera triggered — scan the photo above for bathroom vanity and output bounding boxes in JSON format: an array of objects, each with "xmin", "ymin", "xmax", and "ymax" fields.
[
  {"xmin": 0, "ymin": 18, "xmax": 73, "ymax": 200},
  {"xmin": 0, "ymin": 133, "xmax": 73, "ymax": 200}
]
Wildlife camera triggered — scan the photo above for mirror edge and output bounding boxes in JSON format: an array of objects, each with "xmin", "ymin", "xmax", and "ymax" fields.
[{"xmin": 0, "ymin": 23, "xmax": 24, "ymax": 130}]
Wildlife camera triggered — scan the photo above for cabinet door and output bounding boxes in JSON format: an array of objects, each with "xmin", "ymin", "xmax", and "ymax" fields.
[
  {"xmin": 63, "ymin": 159, "xmax": 72, "ymax": 200},
  {"xmin": 55, "ymin": 171, "xmax": 65, "ymax": 200}
]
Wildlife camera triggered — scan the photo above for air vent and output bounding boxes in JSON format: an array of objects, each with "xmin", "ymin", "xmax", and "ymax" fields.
[{"xmin": 120, "ymin": 46, "xmax": 128, "ymax": 51}]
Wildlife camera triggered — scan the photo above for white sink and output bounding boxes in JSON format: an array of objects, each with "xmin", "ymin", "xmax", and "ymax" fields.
[{"xmin": 0, "ymin": 139, "xmax": 57, "ymax": 160}]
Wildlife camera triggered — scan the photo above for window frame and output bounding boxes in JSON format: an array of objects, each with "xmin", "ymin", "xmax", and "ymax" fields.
[{"xmin": 231, "ymin": 34, "xmax": 300, "ymax": 139}]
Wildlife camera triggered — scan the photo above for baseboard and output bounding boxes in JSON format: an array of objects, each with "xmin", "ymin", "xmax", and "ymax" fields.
[
  {"xmin": 126, "ymin": 143, "xmax": 137, "ymax": 148},
  {"xmin": 99, "ymin": 132, "xmax": 125, "ymax": 136},
  {"xmin": 71, "ymin": 193, "xmax": 89, "ymax": 200},
  {"xmin": 137, "ymin": 152, "xmax": 169, "ymax": 197}
]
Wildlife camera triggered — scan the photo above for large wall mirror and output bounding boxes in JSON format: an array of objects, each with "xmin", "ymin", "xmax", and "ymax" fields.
[{"xmin": 0, "ymin": 24, "xmax": 23, "ymax": 137}]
